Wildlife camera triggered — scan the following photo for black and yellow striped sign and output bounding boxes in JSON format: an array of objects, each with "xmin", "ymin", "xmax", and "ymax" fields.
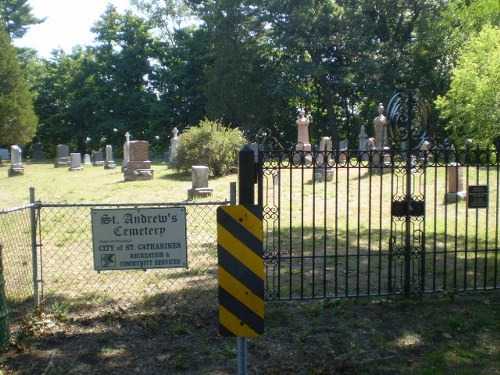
[{"xmin": 217, "ymin": 205, "xmax": 264, "ymax": 337}]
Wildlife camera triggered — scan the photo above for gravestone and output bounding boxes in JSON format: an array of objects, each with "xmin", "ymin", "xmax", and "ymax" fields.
[
  {"xmin": 369, "ymin": 103, "xmax": 391, "ymax": 172},
  {"xmin": 83, "ymin": 154, "xmax": 92, "ymax": 165},
  {"xmin": 169, "ymin": 127, "xmax": 180, "ymax": 164},
  {"xmin": 122, "ymin": 132, "xmax": 131, "ymax": 171},
  {"xmin": 123, "ymin": 141, "xmax": 154, "ymax": 181},
  {"xmin": 54, "ymin": 144, "xmax": 71, "ymax": 168},
  {"xmin": 32, "ymin": 143, "xmax": 45, "ymax": 161},
  {"xmin": 8, "ymin": 145, "xmax": 24, "ymax": 176},
  {"xmin": 188, "ymin": 165, "xmax": 213, "ymax": 199},
  {"xmin": 419, "ymin": 140, "xmax": 433, "ymax": 163},
  {"xmin": 445, "ymin": 162, "xmax": 466, "ymax": 203},
  {"xmin": 0, "ymin": 148, "xmax": 9, "ymax": 162},
  {"xmin": 338, "ymin": 139, "xmax": 349, "ymax": 163},
  {"xmin": 373, "ymin": 103, "xmax": 388, "ymax": 149},
  {"xmin": 92, "ymin": 150, "xmax": 105, "ymax": 166},
  {"xmin": 294, "ymin": 108, "xmax": 313, "ymax": 165},
  {"xmin": 68, "ymin": 153, "xmax": 83, "ymax": 171},
  {"xmin": 104, "ymin": 145, "xmax": 116, "ymax": 169},
  {"xmin": 359, "ymin": 126, "xmax": 369, "ymax": 161},
  {"xmin": 315, "ymin": 137, "xmax": 334, "ymax": 182}
]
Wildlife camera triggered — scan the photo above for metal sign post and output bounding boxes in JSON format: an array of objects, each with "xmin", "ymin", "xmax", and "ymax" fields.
[{"xmin": 217, "ymin": 145, "xmax": 264, "ymax": 374}]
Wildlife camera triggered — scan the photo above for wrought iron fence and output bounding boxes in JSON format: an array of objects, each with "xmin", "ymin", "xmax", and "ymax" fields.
[{"xmin": 260, "ymin": 146, "xmax": 499, "ymax": 300}]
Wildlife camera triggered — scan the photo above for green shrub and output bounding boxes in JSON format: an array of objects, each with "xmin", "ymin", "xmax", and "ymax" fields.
[{"xmin": 171, "ymin": 119, "xmax": 246, "ymax": 177}]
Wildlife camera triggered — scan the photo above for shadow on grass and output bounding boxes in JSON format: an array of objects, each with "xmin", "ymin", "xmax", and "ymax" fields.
[{"xmin": 5, "ymin": 287, "xmax": 499, "ymax": 375}]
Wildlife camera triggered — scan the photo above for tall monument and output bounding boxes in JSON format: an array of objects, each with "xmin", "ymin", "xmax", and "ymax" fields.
[
  {"xmin": 295, "ymin": 108, "xmax": 311, "ymax": 152},
  {"xmin": 373, "ymin": 103, "xmax": 388, "ymax": 149}
]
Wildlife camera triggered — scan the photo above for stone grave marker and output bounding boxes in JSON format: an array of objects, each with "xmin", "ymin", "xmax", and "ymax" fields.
[
  {"xmin": 92, "ymin": 150, "xmax": 105, "ymax": 166},
  {"xmin": 169, "ymin": 127, "xmax": 180, "ymax": 164},
  {"xmin": 8, "ymin": 145, "xmax": 24, "ymax": 176},
  {"xmin": 83, "ymin": 154, "xmax": 92, "ymax": 165},
  {"xmin": 445, "ymin": 162, "xmax": 466, "ymax": 203},
  {"xmin": 69, "ymin": 153, "xmax": 83, "ymax": 171},
  {"xmin": 54, "ymin": 144, "xmax": 71, "ymax": 168},
  {"xmin": 188, "ymin": 165, "xmax": 213, "ymax": 199},
  {"xmin": 123, "ymin": 141, "xmax": 154, "ymax": 181},
  {"xmin": 32, "ymin": 143, "xmax": 45, "ymax": 161},
  {"xmin": 104, "ymin": 145, "xmax": 116, "ymax": 169}
]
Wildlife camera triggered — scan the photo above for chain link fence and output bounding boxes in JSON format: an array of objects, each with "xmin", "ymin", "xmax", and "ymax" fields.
[
  {"xmin": 0, "ymin": 205, "xmax": 36, "ymax": 323},
  {"xmin": 0, "ymin": 200, "xmax": 231, "ymax": 335}
]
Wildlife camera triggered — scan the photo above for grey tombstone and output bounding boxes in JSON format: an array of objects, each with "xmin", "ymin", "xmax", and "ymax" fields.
[
  {"xmin": 54, "ymin": 144, "xmax": 71, "ymax": 168},
  {"xmin": 8, "ymin": 145, "xmax": 24, "ymax": 176},
  {"xmin": 92, "ymin": 150, "xmax": 105, "ymax": 166},
  {"xmin": 419, "ymin": 140, "xmax": 433, "ymax": 163},
  {"xmin": 359, "ymin": 126, "xmax": 369, "ymax": 161},
  {"xmin": 83, "ymin": 154, "xmax": 92, "ymax": 165},
  {"xmin": 0, "ymin": 148, "xmax": 9, "ymax": 162},
  {"xmin": 315, "ymin": 137, "xmax": 334, "ymax": 182},
  {"xmin": 68, "ymin": 153, "xmax": 83, "ymax": 171},
  {"xmin": 104, "ymin": 145, "xmax": 116, "ymax": 169},
  {"xmin": 188, "ymin": 165, "xmax": 213, "ymax": 199},
  {"xmin": 123, "ymin": 140, "xmax": 154, "ymax": 181},
  {"xmin": 32, "ymin": 143, "xmax": 45, "ymax": 161},
  {"xmin": 338, "ymin": 139, "xmax": 348, "ymax": 164}
]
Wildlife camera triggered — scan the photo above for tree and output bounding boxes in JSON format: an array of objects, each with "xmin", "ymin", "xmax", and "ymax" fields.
[
  {"xmin": 435, "ymin": 25, "xmax": 500, "ymax": 147},
  {"xmin": 0, "ymin": 0, "xmax": 44, "ymax": 39},
  {"xmin": 196, "ymin": 0, "xmax": 281, "ymax": 136},
  {"xmin": 91, "ymin": 6, "xmax": 157, "ymax": 143},
  {"xmin": 0, "ymin": 25, "xmax": 37, "ymax": 145}
]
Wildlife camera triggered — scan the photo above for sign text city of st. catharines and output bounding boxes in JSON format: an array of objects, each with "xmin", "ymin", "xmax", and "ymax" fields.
[{"xmin": 91, "ymin": 207, "xmax": 188, "ymax": 271}]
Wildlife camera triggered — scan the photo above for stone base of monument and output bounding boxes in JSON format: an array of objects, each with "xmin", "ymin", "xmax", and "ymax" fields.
[
  {"xmin": 123, "ymin": 168, "xmax": 154, "ymax": 181},
  {"xmin": 8, "ymin": 165, "xmax": 24, "ymax": 176},
  {"xmin": 104, "ymin": 162, "xmax": 116, "ymax": 169},
  {"xmin": 445, "ymin": 191, "xmax": 466, "ymax": 204},
  {"xmin": 371, "ymin": 150, "xmax": 392, "ymax": 174},
  {"xmin": 314, "ymin": 169, "xmax": 334, "ymax": 183},
  {"xmin": 68, "ymin": 166, "xmax": 83, "ymax": 171},
  {"xmin": 188, "ymin": 187, "xmax": 213, "ymax": 200},
  {"xmin": 54, "ymin": 157, "xmax": 70, "ymax": 168}
]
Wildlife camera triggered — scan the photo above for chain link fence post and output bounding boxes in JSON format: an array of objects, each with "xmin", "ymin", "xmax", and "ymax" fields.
[{"xmin": 30, "ymin": 187, "xmax": 40, "ymax": 307}]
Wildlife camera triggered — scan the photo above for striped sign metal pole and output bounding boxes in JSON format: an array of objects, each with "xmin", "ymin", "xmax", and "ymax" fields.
[{"xmin": 217, "ymin": 205, "xmax": 264, "ymax": 337}]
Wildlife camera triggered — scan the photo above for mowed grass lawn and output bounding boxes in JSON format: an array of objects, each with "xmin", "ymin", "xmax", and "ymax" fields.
[
  {"xmin": 0, "ymin": 160, "xmax": 236, "ymax": 208},
  {"xmin": 0, "ymin": 160, "xmax": 498, "ymax": 374}
]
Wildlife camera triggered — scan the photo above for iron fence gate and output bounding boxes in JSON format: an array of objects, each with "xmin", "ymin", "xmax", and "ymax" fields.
[{"xmin": 258, "ymin": 93, "xmax": 499, "ymax": 300}]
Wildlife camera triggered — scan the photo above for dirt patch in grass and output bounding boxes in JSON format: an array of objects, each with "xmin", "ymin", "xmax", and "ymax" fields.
[{"xmin": 0, "ymin": 292, "xmax": 498, "ymax": 374}]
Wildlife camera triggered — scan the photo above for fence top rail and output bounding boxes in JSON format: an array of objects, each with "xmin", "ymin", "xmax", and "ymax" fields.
[
  {"xmin": 0, "ymin": 203, "xmax": 36, "ymax": 214},
  {"xmin": 38, "ymin": 200, "xmax": 231, "ymax": 209}
]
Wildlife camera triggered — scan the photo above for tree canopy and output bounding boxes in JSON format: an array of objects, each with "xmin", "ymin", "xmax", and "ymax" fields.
[{"xmin": 2, "ymin": 0, "xmax": 498, "ymax": 151}]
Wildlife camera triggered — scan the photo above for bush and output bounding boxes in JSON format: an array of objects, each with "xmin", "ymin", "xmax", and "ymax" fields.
[{"xmin": 171, "ymin": 119, "xmax": 246, "ymax": 177}]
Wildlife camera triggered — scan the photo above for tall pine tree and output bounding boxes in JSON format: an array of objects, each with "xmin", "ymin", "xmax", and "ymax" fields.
[{"xmin": 0, "ymin": 25, "xmax": 37, "ymax": 145}]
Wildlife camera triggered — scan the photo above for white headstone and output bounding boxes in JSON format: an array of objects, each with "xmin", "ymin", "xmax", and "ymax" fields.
[
  {"xmin": 8, "ymin": 145, "xmax": 24, "ymax": 176},
  {"xmin": 83, "ymin": 154, "xmax": 92, "ymax": 165},
  {"xmin": 10, "ymin": 145, "xmax": 22, "ymax": 166},
  {"xmin": 169, "ymin": 127, "xmax": 180, "ymax": 164}
]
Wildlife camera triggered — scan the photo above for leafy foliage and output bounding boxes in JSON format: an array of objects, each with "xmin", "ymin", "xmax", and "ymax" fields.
[
  {"xmin": 436, "ymin": 25, "xmax": 500, "ymax": 147},
  {"xmin": 171, "ymin": 119, "xmax": 246, "ymax": 177}
]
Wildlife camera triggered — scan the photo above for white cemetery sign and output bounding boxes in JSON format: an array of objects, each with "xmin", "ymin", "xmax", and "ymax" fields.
[{"xmin": 91, "ymin": 207, "xmax": 187, "ymax": 271}]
